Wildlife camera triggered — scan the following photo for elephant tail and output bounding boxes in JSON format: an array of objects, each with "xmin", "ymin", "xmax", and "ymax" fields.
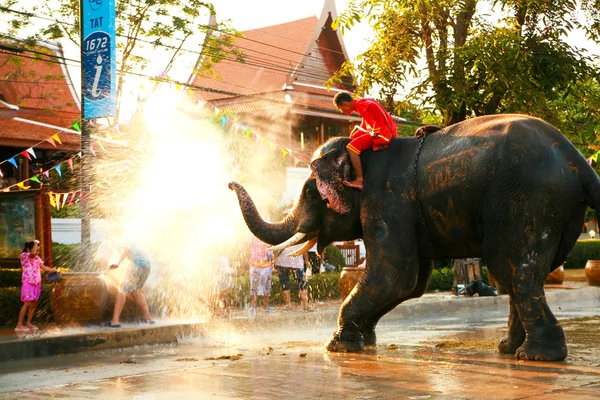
[{"xmin": 582, "ymin": 164, "xmax": 600, "ymax": 215}]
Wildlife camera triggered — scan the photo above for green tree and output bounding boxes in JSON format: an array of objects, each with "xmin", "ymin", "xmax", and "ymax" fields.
[
  {"xmin": 0, "ymin": 0, "xmax": 241, "ymax": 122},
  {"xmin": 332, "ymin": 0, "xmax": 600, "ymax": 129}
]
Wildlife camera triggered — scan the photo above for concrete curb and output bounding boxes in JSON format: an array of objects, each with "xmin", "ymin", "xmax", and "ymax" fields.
[
  {"xmin": 0, "ymin": 323, "xmax": 204, "ymax": 362},
  {"xmin": 387, "ymin": 287, "xmax": 600, "ymax": 319},
  {"xmin": 1, "ymin": 286, "xmax": 598, "ymax": 362}
]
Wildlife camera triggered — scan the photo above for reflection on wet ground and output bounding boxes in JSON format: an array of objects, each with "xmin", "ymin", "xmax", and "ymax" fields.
[{"xmin": 0, "ymin": 305, "xmax": 598, "ymax": 399}]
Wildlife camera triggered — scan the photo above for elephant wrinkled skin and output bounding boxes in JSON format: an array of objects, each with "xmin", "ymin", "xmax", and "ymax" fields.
[{"xmin": 229, "ymin": 114, "xmax": 600, "ymax": 361}]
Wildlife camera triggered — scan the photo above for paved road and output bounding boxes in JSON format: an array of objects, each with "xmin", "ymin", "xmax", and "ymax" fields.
[{"xmin": 0, "ymin": 298, "xmax": 599, "ymax": 399}]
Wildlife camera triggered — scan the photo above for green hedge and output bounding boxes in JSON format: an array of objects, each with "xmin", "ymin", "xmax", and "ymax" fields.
[
  {"xmin": 52, "ymin": 243, "xmax": 81, "ymax": 269},
  {"xmin": 564, "ymin": 240, "xmax": 600, "ymax": 269},
  {"xmin": 227, "ymin": 270, "xmax": 342, "ymax": 307},
  {"xmin": 0, "ymin": 269, "xmax": 21, "ymax": 288},
  {"xmin": 325, "ymin": 245, "xmax": 346, "ymax": 270},
  {"xmin": 0, "ymin": 286, "xmax": 53, "ymax": 327},
  {"xmin": 426, "ymin": 266, "xmax": 490, "ymax": 292}
]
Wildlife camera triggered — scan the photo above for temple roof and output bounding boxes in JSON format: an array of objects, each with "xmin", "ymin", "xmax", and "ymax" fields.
[{"xmin": 0, "ymin": 40, "xmax": 81, "ymax": 150}]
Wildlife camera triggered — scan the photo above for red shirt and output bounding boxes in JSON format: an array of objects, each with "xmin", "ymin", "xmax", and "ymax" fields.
[{"xmin": 352, "ymin": 98, "xmax": 398, "ymax": 146}]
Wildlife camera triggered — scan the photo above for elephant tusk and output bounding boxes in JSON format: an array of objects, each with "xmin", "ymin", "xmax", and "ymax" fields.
[
  {"xmin": 287, "ymin": 237, "xmax": 318, "ymax": 257},
  {"xmin": 268, "ymin": 232, "xmax": 307, "ymax": 252}
]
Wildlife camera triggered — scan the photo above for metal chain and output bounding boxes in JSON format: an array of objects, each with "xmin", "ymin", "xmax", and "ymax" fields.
[{"xmin": 413, "ymin": 133, "xmax": 434, "ymax": 257}]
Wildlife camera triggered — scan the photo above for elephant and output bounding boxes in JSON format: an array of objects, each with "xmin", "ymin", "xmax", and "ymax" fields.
[{"xmin": 229, "ymin": 114, "xmax": 600, "ymax": 361}]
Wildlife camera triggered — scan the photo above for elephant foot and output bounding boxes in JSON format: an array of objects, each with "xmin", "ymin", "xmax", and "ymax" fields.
[
  {"xmin": 326, "ymin": 331, "xmax": 364, "ymax": 353},
  {"xmin": 361, "ymin": 329, "xmax": 377, "ymax": 348},
  {"xmin": 498, "ymin": 334, "xmax": 525, "ymax": 355},
  {"xmin": 514, "ymin": 325, "xmax": 567, "ymax": 361}
]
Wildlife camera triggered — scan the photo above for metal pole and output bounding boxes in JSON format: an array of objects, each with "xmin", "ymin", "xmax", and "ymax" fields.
[{"xmin": 80, "ymin": 2, "xmax": 91, "ymax": 257}]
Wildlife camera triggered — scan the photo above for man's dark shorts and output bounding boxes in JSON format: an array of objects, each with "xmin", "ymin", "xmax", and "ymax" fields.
[{"xmin": 278, "ymin": 267, "xmax": 307, "ymax": 291}]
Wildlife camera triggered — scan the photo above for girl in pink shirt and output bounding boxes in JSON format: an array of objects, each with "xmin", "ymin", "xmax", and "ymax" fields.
[{"xmin": 15, "ymin": 240, "xmax": 56, "ymax": 332}]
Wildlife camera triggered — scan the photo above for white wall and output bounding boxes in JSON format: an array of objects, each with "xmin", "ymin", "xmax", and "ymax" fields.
[{"xmin": 51, "ymin": 218, "xmax": 109, "ymax": 244}]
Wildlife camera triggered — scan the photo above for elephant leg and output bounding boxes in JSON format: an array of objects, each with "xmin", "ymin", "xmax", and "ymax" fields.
[
  {"xmin": 498, "ymin": 296, "xmax": 526, "ymax": 354},
  {"xmin": 326, "ymin": 238, "xmax": 421, "ymax": 353},
  {"xmin": 486, "ymin": 232, "xmax": 567, "ymax": 361},
  {"xmin": 512, "ymin": 280, "xmax": 567, "ymax": 361},
  {"xmin": 360, "ymin": 259, "xmax": 434, "ymax": 347}
]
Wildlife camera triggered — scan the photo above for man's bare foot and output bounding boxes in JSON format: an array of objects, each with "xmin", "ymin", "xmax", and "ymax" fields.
[
  {"xmin": 26, "ymin": 324, "xmax": 39, "ymax": 330},
  {"xmin": 15, "ymin": 324, "xmax": 29, "ymax": 332},
  {"xmin": 343, "ymin": 179, "xmax": 363, "ymax": 190}
]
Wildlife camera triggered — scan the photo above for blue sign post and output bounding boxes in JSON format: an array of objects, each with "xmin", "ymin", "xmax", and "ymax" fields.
[
  {"xmin": 79, "ymin": 0, "xmax": 116, "ymax": 251},
  {"xmin": 82, "ymin": 0, "xmax": 116, "ymax": 118}
]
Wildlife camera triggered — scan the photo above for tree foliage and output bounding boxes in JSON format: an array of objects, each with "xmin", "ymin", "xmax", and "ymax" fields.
[{"xmin": 332, "ymin": 0, "xmax": 600, "ymax": 148}]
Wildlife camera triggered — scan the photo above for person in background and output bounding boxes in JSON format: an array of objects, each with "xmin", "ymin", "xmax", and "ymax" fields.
[
  {"xmin": 248, "ymin": 236, "xmax": 274, "ymax": 313},
  {"xmin": 217, "ymin": 255, "xmax": 233, "ymax": 317},
  {"xmin": 275, "ymin": 243, "xmax": 313, "ymax": 312},
  {"xmin": 15, "ymin": 240, "xmax": 56, "ymax": 332},
  {"xmin": 105, "ymin": 243, "xmax": 154, "ymax": 328}
]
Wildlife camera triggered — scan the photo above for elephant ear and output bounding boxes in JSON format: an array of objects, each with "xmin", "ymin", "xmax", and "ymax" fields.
[{"xmin": 310, "ymin": 147, "xmax": 353, "ymax": 215}]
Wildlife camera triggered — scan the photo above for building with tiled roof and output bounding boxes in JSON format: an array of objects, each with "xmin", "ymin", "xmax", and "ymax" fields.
[
  {"xmin": 0, "ymin": 40, "xmax": 81, "ymax": 187},
  {"xmin": 189, "ymin": 0, "xmax": 362, "ymax": 161}
]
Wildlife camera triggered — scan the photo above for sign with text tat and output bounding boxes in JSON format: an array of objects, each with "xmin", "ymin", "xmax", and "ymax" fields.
[{"xmin": 82, "ymin": 0, "xmax": 116, "ymax": 119}]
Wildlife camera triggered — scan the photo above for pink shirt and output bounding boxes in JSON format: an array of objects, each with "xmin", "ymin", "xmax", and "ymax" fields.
[
  {"xmin": 249, "ymin": 237, "xmax": 272, "ymax": 268},
  {"xmin": 20, "ymin": 252, "xmax": 44, "ymax": 286}
]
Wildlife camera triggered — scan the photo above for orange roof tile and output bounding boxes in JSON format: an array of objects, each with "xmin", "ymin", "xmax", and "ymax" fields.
[
  {"xmin": 193, "ymin": 17, "xmax": 319, "ymax": 101},
  {"xmin": 0, "ymin": 116, "xmax": 81, "ymax": 150},
  {"xmin": 0, "ymin": 41, "xmax": 81, "ymax": 150},
  {"xmin": 0, "ymin": 47, "xmax": 80, "ymax": 114}
]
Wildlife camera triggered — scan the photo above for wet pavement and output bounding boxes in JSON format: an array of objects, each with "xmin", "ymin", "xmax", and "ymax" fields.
[{"xmin": 0, "ymin": 292, "xmax": 598, "ymax": 399}]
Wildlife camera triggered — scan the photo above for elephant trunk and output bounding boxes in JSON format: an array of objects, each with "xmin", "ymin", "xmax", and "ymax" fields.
[{"xmin": 228, "ymin": 182, "xmax": 298, "ymax": 245}]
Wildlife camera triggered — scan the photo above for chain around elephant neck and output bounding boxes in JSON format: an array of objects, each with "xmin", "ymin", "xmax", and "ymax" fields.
[{"xmin": 413, "ymin": 132, "xmax": 434, "ymax": 258}]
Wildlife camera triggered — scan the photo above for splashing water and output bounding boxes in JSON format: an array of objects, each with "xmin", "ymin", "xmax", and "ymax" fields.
[{"xmin": 86, "ymin": 83, "xmax": 286, "ymax": 322}]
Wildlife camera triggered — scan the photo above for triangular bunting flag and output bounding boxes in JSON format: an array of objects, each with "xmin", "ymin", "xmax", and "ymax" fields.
[
  {"xmin": 48, "ymin": 192, "xmax": 56, "ymax": 207},
  {"xmin": 72, "ymin": 121, "xmax": 81, "ymax": 132},
  {"xmin": 30, "ymin": 176, "xmax": 41, "ymax": 184},
  {"xmin": 55, "ymin": 193, "xmax": 61, "ymax": 210},
  {"xmin": 68, "ymin": 192, "xmax": 76, "ymax": 206},
  {"xmin": 8, "ymin": 157, "xmax": 18, "ymax": 168},
  {"xmin": 20, "ymin": 151, "xmax": 31, "ymax": 161},
  {"xmin": 77, "ymin": 152, "xmax": 82, "ymax": 158},
  {"xmin": 282, "ymin": 148, "xmax": 289, "ymax": 157},
  {"xmin": 96, "ymin": 140, "xmax": 105, "ymax": 151},
  {"xmin": 268, "ymin": 142, "xmax": 275, "ymax": 150},
  {"xmin": 244, "ymin": 129, "xmax": 251, "ymax": 138},
  {"xmin": 255, "ymin": 134, "xmax": 260, "ymax": 144},
  {"xmin": 176, "ymin": 83, "xmax": 182, "ymax": 92},
  {"xmin": 259, "ymin": 137, "xmax": 265, "ymax": 144},
  {"xmin": 55, "ymin": 165, "xmax": 62, "ymax": 177},
  {"xmin": 81, "ymin": 191, "xmax": 86, "ymax": 202},
  {"xmin": 67, "ymin": 158, "xmax": 73, "ymax": 171},
  {"xmin": 221, "ymin": 115, "xmax": 227, "ymax": 127},
  {"xmin": 26, "ymin": 148, "xmax": 36, "ymax": 159},
  {"xmin": 51, "ymin": 134, "xmax": 62, "ymax": 145},
  {"xmin": 16, "ymin": 182, "xmax": 30, "ymax": 190},
  {"xmin": 234, "ymin": 124, "xmax": 240, "ymax": 134},
  {"xmin": 90, "ymin": 144, "xmax": 96, "ymax": 156},
  {"xmin": 61, "ymin": 192, "xmax": 68, "ymax": 208},
  {"xmin": 45, "ymin": 137, "xmax": 56, "ymax": 147},
  {"xmin": 43, "ymin": 170, "xmax": 50, "ymax": 178}
]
